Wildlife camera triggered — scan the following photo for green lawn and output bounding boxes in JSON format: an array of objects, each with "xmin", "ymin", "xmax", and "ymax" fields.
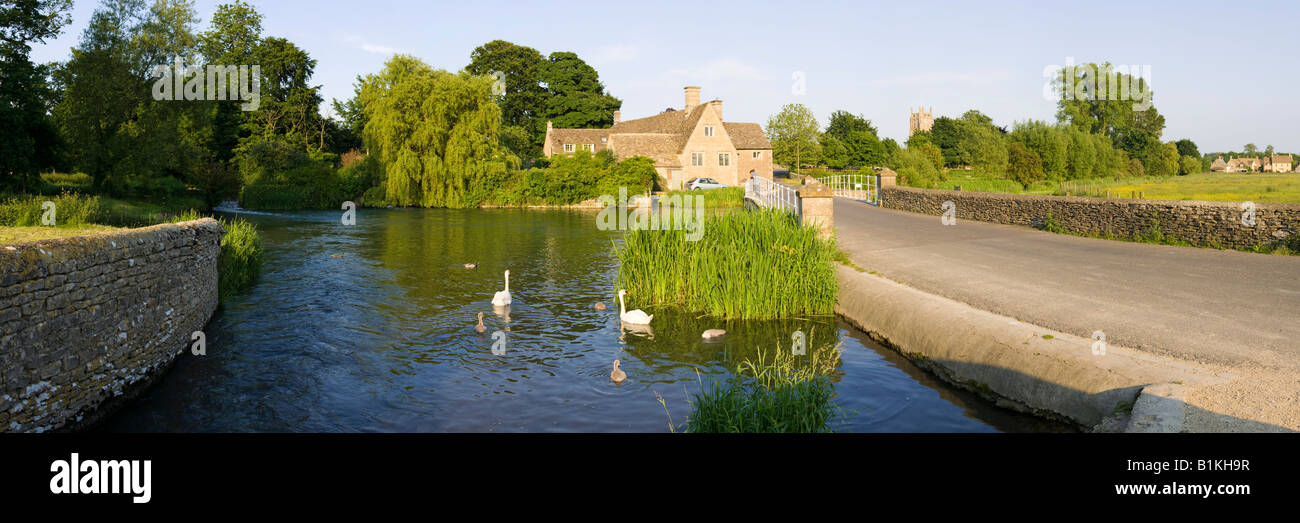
[
  {"xmin": 0, "ymin": 224, "xmax": 120, "ymax": 245},
  {"xmin": 935, "ymin": 170, "xmax": 1300, "ymax": 204}
]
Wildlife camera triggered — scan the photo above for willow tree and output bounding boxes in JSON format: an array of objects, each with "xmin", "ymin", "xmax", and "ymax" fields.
[{"xmin": 359, "ymin": 55, "xmax": 518, "ymax": 208}]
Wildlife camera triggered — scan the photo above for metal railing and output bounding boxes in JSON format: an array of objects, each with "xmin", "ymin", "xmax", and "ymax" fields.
[
  {"xmin": 744, "ymin": 176, "xmax": 800, "ymax": 215},
  {"xmin": 819, "ymin": 173, "xmax": 880, "ymax": 205}
]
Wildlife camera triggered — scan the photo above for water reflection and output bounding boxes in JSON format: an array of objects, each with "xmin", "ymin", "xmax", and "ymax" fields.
[{"xmin": 101, "ymin": 208, "xmax": 1064, "ymax": 432}]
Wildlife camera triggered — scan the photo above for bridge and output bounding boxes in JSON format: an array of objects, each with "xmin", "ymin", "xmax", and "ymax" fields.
[{"xmin": 742, "ymin": 171, "xmax": 881, "ymax": 214}]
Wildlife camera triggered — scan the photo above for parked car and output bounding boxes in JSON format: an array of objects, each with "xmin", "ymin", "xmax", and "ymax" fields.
[{"xmin": 686, "ymin": 177, "xmax": 728, "ymax": 190}]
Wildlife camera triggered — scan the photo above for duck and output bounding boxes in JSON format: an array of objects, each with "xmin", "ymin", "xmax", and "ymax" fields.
[
  {"xmin": 594, "ymin": 302, "xmax": 607, "ymax": 311},
  {"xmin": 331, "ymin": 254, "xmax": 343, "ymax": 258},
  {"xmin": 491, "ymin": 270, "xmax": 512, "ymax": 306},
  {"xmin": 474, "ymin": 312, "xmax": 486, "ymax": 334},
  {"xmin": 702, "ymin": 329, "xmax": 726, "ymax": 339},
  {"xmin": 617, "ymin": 289, "xmax": 652, "ymax": 325},
  {"xmin": 610, "ymin": 360, "xmax": 627, "ymax": 383}
]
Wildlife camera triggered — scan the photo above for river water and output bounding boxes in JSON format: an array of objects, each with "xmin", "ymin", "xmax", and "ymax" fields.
[{"xmin": 102, "ymin": 208, "xmax": 1063, "ymax": 432}]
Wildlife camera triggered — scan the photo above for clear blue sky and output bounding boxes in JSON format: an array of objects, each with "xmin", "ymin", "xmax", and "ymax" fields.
[{"xmin": 30, "ymin": 0, "xmax": 1300, "ymax": 154}]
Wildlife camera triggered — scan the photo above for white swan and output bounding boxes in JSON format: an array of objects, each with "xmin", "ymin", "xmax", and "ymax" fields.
[
  {"xmin": 492, "ymin": 270, "xmax": 512, "ymax": 306},
  {"xmin": 617, "ymin": 289, "xmax": 652, "ymax": 325}
]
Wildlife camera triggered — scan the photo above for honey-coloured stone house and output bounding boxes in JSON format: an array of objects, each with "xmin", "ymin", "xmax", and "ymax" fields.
[{"xmin": 542, "ymin": 86, "xmax": 773, "ymax": 190}]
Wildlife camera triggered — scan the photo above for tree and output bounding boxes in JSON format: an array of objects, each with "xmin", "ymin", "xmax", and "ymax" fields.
[
  {"xmin": 766, "ymin": 104, "xmax": 820, "ymax": 172},
  {"xmin": 538, "ymin": 51, "xmax": 621, "ymax": 131},
  {"xmin": 1244, "ymin": 143, "xmax": 1257, "ymax": 156},
  {"xmin": 1265, "ymin": 145, "xmax": 1274, "ymax": 157},
  {"xmin": 0, "ymin": 0, "xmax": 73, "ymax": 189},
  {"xmin": 1179, "ymin": 155, "xmax": 1200, "ymax": 176},
  {"xmin": 1055, "ymin": 62, "xmax": 1165, "ymax": 159},
  {"xmin": 824, "ymin": 110, "xmax": 876, "ymax": 141},
  {"xmin": 1145, "ymin": 142, "xmax": 1180, "ymax": 177},
  {"xmin": 465, "ymin": 40, "xmax": 547, "ymax": 155},
  {"xmin": 929, "ymin": 116, "xmax": 964, "ymax": 166},
  {"xmin": 1174, "ymin": 138, "xmax": 1200, "ymax": 160},
  {"xmin": 359, "ymin": 55, "xmax": 518, "ymax": 208},
  {"xmin": 54, "ymin": 0, "xmax": 149, "ymax": 192},
  {"xmin": 1006, "ymin": 142, "xmax": 1045, "ymax": 187}
]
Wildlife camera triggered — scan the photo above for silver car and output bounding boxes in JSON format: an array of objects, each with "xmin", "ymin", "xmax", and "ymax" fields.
[{"xmin": 686, "ymin": 177, "xmax": 728, "ymax": 190}]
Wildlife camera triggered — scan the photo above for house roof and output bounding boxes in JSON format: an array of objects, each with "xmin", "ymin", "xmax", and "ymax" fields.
[
  {"xmin": 723, "ymin": 122, "xmax": 771, "ymax": 149},
  {"xmin": 1271, "ymin": 154, "xmax": 1292, "ymax": 164},
  {"xmin": 546, "ymin": 99, "xmax": 771, "ymax": 167}
]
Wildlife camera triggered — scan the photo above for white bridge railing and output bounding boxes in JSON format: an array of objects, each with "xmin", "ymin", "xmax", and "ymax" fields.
[
  {"xmin": 744, "ymin": 176, "xmax": 800, "ymax": 215},
  {"xmin": 818, "ymin": 173, "xmax": 880, "ymax": 205}
]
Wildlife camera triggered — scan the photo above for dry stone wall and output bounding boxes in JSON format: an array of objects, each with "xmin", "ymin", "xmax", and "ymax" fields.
[
  {"xmin": 0, "ymin": 218, "xmax": 224, "ymax": 432},
  {"xmin": 881, "ymin": 186, "xmax": 1300, "ymax": 250}
]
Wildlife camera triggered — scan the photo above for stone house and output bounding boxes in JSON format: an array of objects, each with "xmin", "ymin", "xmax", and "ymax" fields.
[
  {"xmin": 1264, "ymin": 154, "xmax": 1293, "ymax": 173},
  {"xmin": 1224, "ymin": 156, "xmax": 1265, "ymax": 172},
  {"xmin": 1210, "ymin": 157, "xmax": 1228, "ymax": 172},
  {"xmin": 543, "ymin": 86, "xmax": 773, "ymax": 190}
]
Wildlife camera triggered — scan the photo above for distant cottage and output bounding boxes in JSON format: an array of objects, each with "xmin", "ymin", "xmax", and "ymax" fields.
[
  {"xmin": 543, "ymin": 86, "xmax": 773, "ymax": 190},
  {"xmin": 1212, "ymin": 155, "xmax": 1295, "ymax": 173}
]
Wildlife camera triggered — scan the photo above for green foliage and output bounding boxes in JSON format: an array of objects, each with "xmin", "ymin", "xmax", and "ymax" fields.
[
  {"xmin": 481, "ymin": 151, "xmax": 656, "ymax": 206},
  {"xmin": 216, "ymin": 217, "xmax": 262, "ymax": 302},
  {"xmin": 766, "ymin": 103, "xmax": 821, "ymax": 171},
  {"xmin": 685, "ymin": 342, "xmax": 842, "ymax": 433},
  {"xmin": 1054, "ymin": 61, "xmax": 1166, "ymax": 160},
  {"xmin": 0, "ymin": 0, "xmax": 72, "ymax": 190},
  {"xmin": 1144, "ymin": 142, "xmax": 1180, "ymax": 177},
  {"xmin": 1006, "ymin": 141, "xmax": 1046, "ymax": 187},
  {"xmin": 0, "ymin": 192, "xmax": 101, "ymax": 226},
  {"xmin": 359, "ymin": 55, "xmax": 519, "ymax": 208},
  {"xmin": 890, "ymin": 147, "xmax": 945, "ymax": 188},
  {"xmin": 615, "ymin": 209, "xmax": 837, "ymax": 320},
  {"xmin": 1179, "ymin": 155, "xmax": 1201, "ymax": 175}
]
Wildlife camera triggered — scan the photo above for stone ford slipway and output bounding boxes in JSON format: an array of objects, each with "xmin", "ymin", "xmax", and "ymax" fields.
[
  {"xmin": 833, "ymin": 197, "xmax": 1300, "ymax": 432},
  {"xmin": 0, "ymin": 219, "xmax": 224, "ymax": 432}
]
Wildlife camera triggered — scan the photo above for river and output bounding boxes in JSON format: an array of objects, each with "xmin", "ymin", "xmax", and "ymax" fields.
[{"xmin": 102, "ymin": 207, "xmax": 1065, "ymax": 432}]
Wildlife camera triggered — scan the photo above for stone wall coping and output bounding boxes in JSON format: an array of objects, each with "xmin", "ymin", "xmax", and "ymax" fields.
[
  {"xmin": 884, "ymin": 186, "xmax": 1300, "ymax": 211},
  {"xmin": 1, "ymin": 218, "xmax": 225, "ymax": 277}
]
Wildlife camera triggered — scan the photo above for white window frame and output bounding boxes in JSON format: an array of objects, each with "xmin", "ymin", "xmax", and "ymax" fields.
[
  {"xmin": 691, "ymin": 152, "xmax": 704, "ymax": 166},
  {"xmin": 563, "ymin": 144, "xmax": 575, "ymax": 153},
  {"xmin": 752, "ymin": 151, "xmax": 762, "ymax": 159},
  {"xmin": 704, "ymin": 126, "xmax": 715, "ymax": 137},
  {"xmin": 583, "ymin": 143, "xmax": 594, "ymax": 152},
  {"xmin": 718, "ymin": 152, "xmax": 730, "ymax": 167}
]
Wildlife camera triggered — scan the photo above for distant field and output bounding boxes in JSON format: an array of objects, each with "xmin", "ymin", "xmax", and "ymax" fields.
[{"xmin": 936, "ymin": 171, "xmax": 1300, "ymax": 204}]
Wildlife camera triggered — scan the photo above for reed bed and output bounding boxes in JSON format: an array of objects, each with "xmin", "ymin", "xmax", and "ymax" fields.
[
  {"xmin": 615, "ymin": 208, "xmax": 836, "ymax": 320},
  {"xmin": 685, "ymin": 339, "xmax": 843, "ymax": 433}
]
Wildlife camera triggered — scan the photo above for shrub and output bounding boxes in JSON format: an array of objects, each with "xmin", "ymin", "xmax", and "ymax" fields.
[
  {"xmin": 685, "ymin": 342, "xmax": 842, "ymax": 433},
  {"xmin": 217, "ymin": 217, "xmax": 263, "ymax": 302}
]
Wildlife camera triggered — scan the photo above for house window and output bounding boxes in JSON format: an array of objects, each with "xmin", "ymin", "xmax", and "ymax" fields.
[
  {"xmin": 704, "ymin": 126, "xmax": 715, "ymax": 137},
  {"xmin": 691, "ymin": 152, "xmax": 704, "ymax": 166},
  {"xmin": 718, "ymin": 153, "xmax": 730, "ymax": 167},
  {"xmin": 583, "ymin": 144, "xmax": 594, "ymax": 152},
  {"xmin": 563, "ymin": 144, "xmax": 575, "ymax": 153},
  {"xmin": 752, "ymin": 151, "xmax": 762, "ymax": 159}
]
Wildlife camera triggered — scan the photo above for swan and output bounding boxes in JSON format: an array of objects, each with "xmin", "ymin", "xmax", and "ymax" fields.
[
  {"xmin": 492, "ymin": 270, "xmax": 512, "ymax": 306},
  {"xmin": 594, "ymin": 302, "xmax": 607, "ymax": 311},
  {"xmin": 474, "ymin": 312, "xmax": 486, "ymax": 334},
  {"xmin": 702, "ymin": 329, "xmax": 726, "ymax": 339},
  {"xmin": 617, "ymin": 289, "xmax": 652, "ymax": 325},
  {"xmin": 610, "ymin": 360, "xmax": 627, "ymax": 383},
  {"xmin": 464, "ymin": 262, "xmax": 477, "ymax": 269}
]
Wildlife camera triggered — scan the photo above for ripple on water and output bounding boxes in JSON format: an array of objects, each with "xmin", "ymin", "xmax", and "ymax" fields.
[{"xmin": 101, "ymin": 208, "xmax": 1063, "ymax": 433}]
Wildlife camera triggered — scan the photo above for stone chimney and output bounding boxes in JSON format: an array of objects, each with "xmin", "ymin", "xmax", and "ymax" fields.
[
  {"xmin": 684, "ymin": 86, "xmax": 701, "ymax": 110},
  {"xmin": 546, "ymin": 120, "xmax": 552, "ymax": 132},
  {"xmin": 709, "ymin": 100, "xmax": 722, "ymax": 120},
  {"xmin": 613, "ymin": 110, "xmax": 621, "ymax": 124}
]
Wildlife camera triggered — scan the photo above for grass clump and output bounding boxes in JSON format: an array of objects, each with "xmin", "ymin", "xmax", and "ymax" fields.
[
  {"xmin": 684, "ymin": 341, "xmax": 843, "ymax": 433},
  {"xmin": 217, "ymin": 217, "xmax": 263, "ymax": 302},
  {"xmin": 661, "ymin": 186, "xmax": 744, "ymax": 207},
  {"xmin": 616, "ymin": 209, "xmax": 836, "ymax": 320}
]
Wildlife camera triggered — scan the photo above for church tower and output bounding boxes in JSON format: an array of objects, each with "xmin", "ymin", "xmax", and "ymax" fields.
[{"xmin": 909, "ymin": 106, "xmax": 933, "ymax": 137}]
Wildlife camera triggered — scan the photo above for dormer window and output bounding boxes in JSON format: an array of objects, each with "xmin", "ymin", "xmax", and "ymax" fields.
[{"xmin": 704, "ymin": 126, "xmax": 715, "ymax": 137}]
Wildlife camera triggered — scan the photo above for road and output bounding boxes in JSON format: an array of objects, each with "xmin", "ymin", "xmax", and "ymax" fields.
[{"xmin": 833, "ymin": 199, "xmax": 1300, "ymax": 367}]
